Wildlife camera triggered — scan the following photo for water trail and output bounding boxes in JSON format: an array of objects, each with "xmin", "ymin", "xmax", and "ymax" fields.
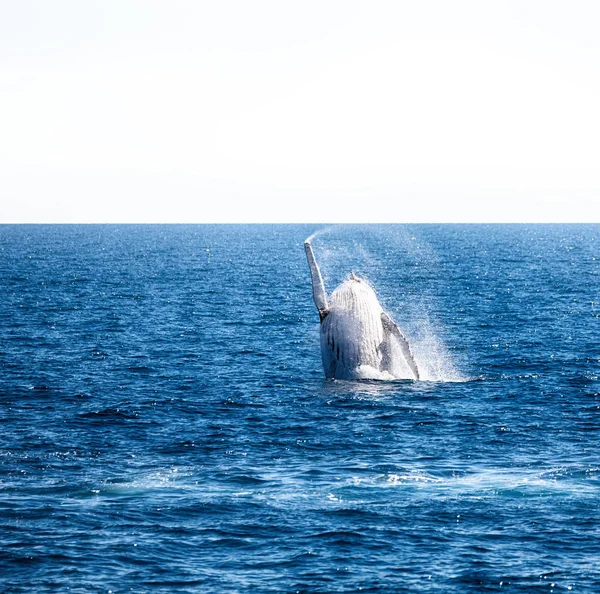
[
  {"xmin": 305, "ymin": 226, "xmax": 374, "ymax": 292},
  {"xmin": 305, "ymin": 226, "xmax": 335, "ymax": 245}
]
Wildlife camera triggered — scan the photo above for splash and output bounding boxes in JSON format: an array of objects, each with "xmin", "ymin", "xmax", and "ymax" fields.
[
  {"xmin": 407, "ymin": 316, "xmax": 467, "ymax": 382},
  {"xmin": 304, "ymin": 226, "xmax": 467, "ymax": 383}
]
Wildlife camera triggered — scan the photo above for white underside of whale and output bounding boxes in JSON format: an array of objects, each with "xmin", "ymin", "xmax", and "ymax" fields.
[{"xmin": 320, "ymin": 279, "xmax": 416, "ymax": 380}]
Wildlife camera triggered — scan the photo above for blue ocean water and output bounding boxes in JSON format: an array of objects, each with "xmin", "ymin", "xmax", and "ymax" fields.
[{"xmin": 0, "ymin": 224, "xmax": 598, "ymax": 593}]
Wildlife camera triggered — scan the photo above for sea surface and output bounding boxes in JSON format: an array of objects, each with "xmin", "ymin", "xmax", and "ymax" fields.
[{"xmin": 0, "ymin": 224, "xmax": 599, "ymax": 593}]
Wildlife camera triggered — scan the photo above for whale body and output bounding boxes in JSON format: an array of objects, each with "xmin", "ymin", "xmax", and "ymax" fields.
[{"xmin": 305, "ymin": 241, "xmax": 420, "ymax": 380}]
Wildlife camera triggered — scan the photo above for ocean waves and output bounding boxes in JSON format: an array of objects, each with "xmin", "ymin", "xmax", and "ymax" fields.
[{"xmin": 1, "ymin": 224, "xmax": 600, "ymax": 591}]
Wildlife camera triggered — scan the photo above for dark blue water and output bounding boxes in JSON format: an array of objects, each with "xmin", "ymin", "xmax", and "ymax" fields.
[{"xmin": 1, "ymin": 224, "xmax": 599, "ymax": 592}]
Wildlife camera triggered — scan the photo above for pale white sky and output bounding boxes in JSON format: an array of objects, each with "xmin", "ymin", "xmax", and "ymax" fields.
[{"xmin": 1, "ymin": 0, "xmax": 599, "ymax": 223}]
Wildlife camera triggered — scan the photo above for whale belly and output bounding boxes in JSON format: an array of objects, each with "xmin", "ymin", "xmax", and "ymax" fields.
[{"xmin": 320, "ymin": 301, "xmax": 385, "ymax": 379}]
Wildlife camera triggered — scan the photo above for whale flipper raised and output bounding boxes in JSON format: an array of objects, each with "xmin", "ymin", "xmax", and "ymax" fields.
[
  {"xmin": 304, "ymin": 241, "xmax": 329, "ymax": 321},
  {"xmin": 381, "ymin": 311, "xmax": 420, "ymax": 380}
]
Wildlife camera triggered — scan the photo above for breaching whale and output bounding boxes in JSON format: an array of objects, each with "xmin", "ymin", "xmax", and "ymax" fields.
[{"xmin": 305, "ymin": 240, "xmax": 420, "ymax": 380}]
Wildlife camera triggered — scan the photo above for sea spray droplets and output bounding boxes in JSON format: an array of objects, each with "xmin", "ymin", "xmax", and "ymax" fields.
[
  {"xmin": 304, "ymin": 226, "xmax": 335, "ymax": 245},
  {"xmin": 411, "ymin": 316, "xmax": 468, "ymax": 382}
]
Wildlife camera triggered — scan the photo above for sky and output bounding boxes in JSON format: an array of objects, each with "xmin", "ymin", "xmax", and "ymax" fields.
[{"xmin": 1, "ymin": 0, "xmax": 600, "ymax": 223}]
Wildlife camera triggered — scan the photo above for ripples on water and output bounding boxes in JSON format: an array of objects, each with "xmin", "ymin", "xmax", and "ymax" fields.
[{"xmin": 0, "ymin": 224, "xmax": 599, "ymax": 592}]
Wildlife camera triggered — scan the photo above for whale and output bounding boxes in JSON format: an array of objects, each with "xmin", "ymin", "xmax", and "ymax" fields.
[{"xmin": 305, "ymin": 240, "xmax": 420, "ymax": 380}]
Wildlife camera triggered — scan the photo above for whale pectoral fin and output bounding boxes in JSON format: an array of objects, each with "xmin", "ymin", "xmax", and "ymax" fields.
[
  {"xmin": 379, "ymin": 335, "xmax": 393, "ymax": 372},
  {"xmin": 304, "ymin": 241, "xmax": 329, "ymax": 319},
  {"xmin": 381, "ymin": 312, "xmax": 420, "ymax": 380}
]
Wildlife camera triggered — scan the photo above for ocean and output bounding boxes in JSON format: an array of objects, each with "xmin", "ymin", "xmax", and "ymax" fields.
[{"xmin": 0, "ymin": 224, "xmax": 598, "ymax": 592}]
